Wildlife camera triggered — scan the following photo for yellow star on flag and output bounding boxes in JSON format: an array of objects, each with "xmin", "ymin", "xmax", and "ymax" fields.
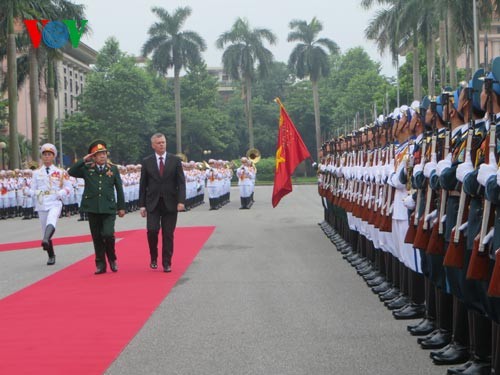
[{"xmin": 275, "ymin": 146, "xmax": 285, "ymax": 171}]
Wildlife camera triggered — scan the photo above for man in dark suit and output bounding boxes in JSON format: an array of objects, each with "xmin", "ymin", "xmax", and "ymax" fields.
[
  {"xmin": 139, "ymin": 133, "xmax": 186, "ymax": 272},
  {"xmin": 68, "ymin": 140, "xmax": 126, "ymax": 274}
]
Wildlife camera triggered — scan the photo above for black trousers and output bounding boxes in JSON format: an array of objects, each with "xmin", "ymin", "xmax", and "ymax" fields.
[
  {"xmin": 147, "ymin": 198, "xmax": 178, "ymax": 268},
  {"xmin": 88, "ymin": 213, "xmax": 116, "ymax": 267}
]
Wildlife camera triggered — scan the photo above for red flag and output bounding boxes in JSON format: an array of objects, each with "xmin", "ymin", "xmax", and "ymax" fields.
[{"xmin": 272, "ymin": 98, "xmax": 311, "ymax": 207}]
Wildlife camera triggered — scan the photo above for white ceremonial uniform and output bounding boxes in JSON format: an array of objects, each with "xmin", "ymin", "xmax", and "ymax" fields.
[{"xmin": 28, "ymin": 165, "xmax": 72, "ymax": 234}]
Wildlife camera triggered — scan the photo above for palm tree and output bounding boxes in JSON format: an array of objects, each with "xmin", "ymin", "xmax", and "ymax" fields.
[
  {"xmin": 1, "ymin": 1, "xmax": 86, "ymax": 167},
  {"xmin": 287, "ymin": 17, "xmax": 339, "ymax": 161},
  {"xmin": 142, "ymin": 6, "xmax": 206, "ymax": 154},
  {"xmin": 216, "ymin": 18, "xmax": 276, "ymax": 150}
]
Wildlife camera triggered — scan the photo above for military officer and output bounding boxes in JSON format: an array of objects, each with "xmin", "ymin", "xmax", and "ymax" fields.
[{"xmin": 68, "ymin": 140, "xmax": 126, "ymax": 275}]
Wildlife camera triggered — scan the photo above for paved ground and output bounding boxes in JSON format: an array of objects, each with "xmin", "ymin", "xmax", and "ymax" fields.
[{"xmin": 0, "ymin": 185, "xmax": 444, "ymax": 375}]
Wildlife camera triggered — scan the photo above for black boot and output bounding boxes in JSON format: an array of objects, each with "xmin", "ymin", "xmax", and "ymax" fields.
[
  {"xmin": 46, "ymin": 240, "xmax": 56, "ymax": 265},
  {"xmin": 239, "ymin": 197, "xmax": 246, "ymax": 209},
  {"xmin": 77, "ymin": 211, "xmax": 85, "ymax": 221},
  {"xmin": 41, "ymin": 224, "xmax": 56, "ymax": 251}
]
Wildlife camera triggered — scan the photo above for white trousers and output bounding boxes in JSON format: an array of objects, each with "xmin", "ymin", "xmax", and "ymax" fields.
[{"xmin": 38, "ymin": 203, "xmax": 62, "ymax": 236}]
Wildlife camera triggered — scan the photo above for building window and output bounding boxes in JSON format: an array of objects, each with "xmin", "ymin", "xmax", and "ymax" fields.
[
  {"xmin": 70, "ymin": 95, "xmax": 73, "ymax": 109},
  {"xmin": 75, "ymin": 83, "xmax": 79, "ymax": 94},
  {"xmin": 64, "ymin": 94, "xmax": 67, "ymax": 107},
  {"xmin": 70, "ymin": 70, "xmax": 72, "ymax": 77},
  {"xmin": 70, "ymin": 79, "xmax": 73, "ymax": 92},
  {"xmin": 64, "ymin": 77, "xmax": 67, "ymax": 90}
]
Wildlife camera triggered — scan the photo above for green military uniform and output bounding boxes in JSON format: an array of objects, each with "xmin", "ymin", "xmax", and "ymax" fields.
[{"xmin": 68, "ymin": 140, "xmax": 125, "ymax": 274}]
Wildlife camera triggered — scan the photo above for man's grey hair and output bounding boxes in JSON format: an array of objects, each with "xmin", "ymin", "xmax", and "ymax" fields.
[{"xmin": 151, "ymin": 133, "xmax": 167, "ymax": 142}]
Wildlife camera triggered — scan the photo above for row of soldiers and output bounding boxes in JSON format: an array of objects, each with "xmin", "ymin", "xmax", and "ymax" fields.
[
  {"xmin": 318, "ymin": 60, "xmax": 500, "ymax": 374},
  {"xmin": 0, "ymin": 165, "xmax": 142, "ymax": 221},
  {"xmin": 0, "ymin": 157, "xmax": 256, "ymax": 218}
]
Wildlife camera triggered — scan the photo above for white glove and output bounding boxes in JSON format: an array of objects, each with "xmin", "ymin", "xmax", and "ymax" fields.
[
  {"xmin": 456, "ymin": 160, "xmax": 474, "ymax": 183},
  {"xmin": 413, "ymin": 162, "xmax": 424, "ymax": 175},
  {"xmin": 425, "ymin": 209, "xmax": 438, "ymax": 223},
  {"xmin": 496, "ymin": 168, "xmax": 500, "ymax": 187},
  {"xmin": 477, "ymin": 163, "xmax": 498, "ymax": 187},
  {"xmin": 436, "ymin": 154, "xmax": 452, "ymax": 177},
  {"xmin": 57, "ymin": 189, "xmax": 67, "ymax": 200},
  {"xmin": 375, "ymin": 167, "xmax": 382, "ymax": 184},
  {"xmin": 403, "ymin": 195, "xmax": 416, "ymax": 210},
  {"xmin": 459, "ymin": 222, "xmax": 468, "ymax": 231},
  {"xmin": 423, "ymin": 161, "xmax": 437, "ymax": 178},
  {"xmin": 482, "ymin": 227, "xmax": 495, "ymax": 246}
]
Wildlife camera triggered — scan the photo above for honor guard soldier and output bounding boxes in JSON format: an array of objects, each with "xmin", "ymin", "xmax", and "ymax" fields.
[
  {"xmin": 68, "ymin": 140, "xmax": 126, "ymax": 274},
  {"xmin": 26, "ymin": 143, "xmax": 72, "ymax": 265},
  {"xmin": 237, "ymin": 157, "xmax": 255, "ymax": 209}
]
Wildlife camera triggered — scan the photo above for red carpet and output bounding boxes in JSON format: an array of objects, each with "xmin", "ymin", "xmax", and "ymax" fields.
[
  {"xmin": 0, "ymin": 226, "xmax": 214, "ymax": 374},
  {"xmin": 0, "ymin": 229, "xmax": 138, "ymax": 252}
]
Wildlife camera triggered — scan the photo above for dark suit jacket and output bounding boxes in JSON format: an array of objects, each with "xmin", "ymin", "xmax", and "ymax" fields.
[
  {"xmin": 139, "ymin": 153, "xmax": 186, "ymax": 213},
  {"xmin": 68, "ymin": 160, "xmax": 125, "ymax": 214}
]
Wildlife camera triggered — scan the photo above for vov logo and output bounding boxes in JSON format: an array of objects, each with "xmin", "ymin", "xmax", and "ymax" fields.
[{"xmin": 23, "ymin": 20, "xmax": 88, "ymax": 49}]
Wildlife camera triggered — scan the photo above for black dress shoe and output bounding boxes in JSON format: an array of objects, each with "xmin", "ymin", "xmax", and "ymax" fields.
[
  {"xmin": 110, "ymin": 261, "xmax": 118, "ymax": 272},
  {"xmin": 417, "ymin": 328, "xmax": 439, "ymax": 344},
  {"xmin": 458, "ymin": 359, "xmax": 491, "ymax": 375},
  {"xmin": 407, "ymin": 317, "xmax": 428, "ymax": 332},
  {"xmin": 150, "ymin": 260, "xmax": 158, "ymax": 269},
  {"xmin": 393, "ymin": 304, "xmax": 425, "ymax": 320},
  {"xmin": 431, "ymin": 342, "xmax": 469, "ymax": 365},
  {"xmin": 386, "ymin": 296, "xmax": 410, "ymax": 310},
  {"xmin": 409, "ymin": 318, "xmax": 436, "ymax": 336},
  {"xmin": 164, "ymin": 266, "xmax": 171, "ymax": 273},
  {"xmin": 447, "ymin": 361, "xmax": 472, "ymax": 374},
  {"xmin": 363, "ymin": 271, "xmax": 381, "ymax": 281},
  {"xmin": 95, "ymin": 267, "xmax": 106, "ymax": 275},
  {"xmin": 420, "ymin": 329, "xmax": 451, "ymax": 349},
  {"xmin": 380, "ymin": 289, "xmax": 400, "ymax": 302},
  {"xmin": 47, "ymin": 256, "xmax": 56, "ymax": 265},
  {"xmin": 372, "ymin": 282, "xmax": 391, "ymax": 294},
  {"xmin": 367, "ymin": 276, "xmax": 385, "ymax": 287}
]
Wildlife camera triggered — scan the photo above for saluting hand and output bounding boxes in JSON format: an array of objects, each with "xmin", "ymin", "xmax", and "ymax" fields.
[{"xmin": 83, "ymin": 153, "xmax": 95, "ymax": 162}]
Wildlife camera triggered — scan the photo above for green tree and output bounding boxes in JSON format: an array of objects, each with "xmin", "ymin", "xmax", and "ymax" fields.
[
  {"xmin": 142, "ymin": 6, "xmax": 206, "ymax": 154},
  {"xmin": 79, "ymin": 47, "xmax": 162, "ymax": 163},
  {"xmin": 216, "ymin": 17, "xmax": 277, "ymax": 150},
  {"xmin": 287, "ymin": 17, "xmax": 339, "ymax": 160},
  {"xmin": 61, "ymin": 112, "xmax": 99, "ymax": 159}
]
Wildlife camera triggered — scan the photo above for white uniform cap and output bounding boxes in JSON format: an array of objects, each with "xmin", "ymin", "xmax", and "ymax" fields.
[{"xmin": 40, "ymin": 143, "xmax": 57, "ymax": 158}]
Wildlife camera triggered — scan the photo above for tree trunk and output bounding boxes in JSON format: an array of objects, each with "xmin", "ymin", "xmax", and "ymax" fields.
[
  {"xmin": 29, "ymin": 47, "xmax": 39, "ymax": 162},
  {"xmin": 47, "ymin": 57, "xmax": 55, "ymax": 144},
  {"xmin": 312, "ymin": 79, "xmax": 321, "ymax": 162},
  {"xmin": 246, "ymin": 77, "xmax": 254, "ymax": 149},
  {"xmin": 447, "ymin": 6, "xmax": 457, "ymax": 88},
  {"xmin": 426, "ymin": 26, "xmax": 435, "ymax": 97},
  {"xmin": 412, "ymin": 29, "xmax": 421, "ymax": 101},
  {"xmin": 174, "ymin": 68, "xmax": 182, "ymax": 154},
  {"xmin": 7, "ymin": 10, "xmax": 20, "ymax": 169},
  {"xmin": 439, "ymin": 18, "xmax": 446, "ymax": 87}
]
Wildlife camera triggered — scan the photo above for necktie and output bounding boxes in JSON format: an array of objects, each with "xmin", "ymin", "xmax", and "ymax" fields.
[
  {"xmin": 159, "ymin": 156, "xmax": 164, "ymax": 177},
  {"xmin": 45, "ymin": 167, "xmax": 50, "ymax": 175}
]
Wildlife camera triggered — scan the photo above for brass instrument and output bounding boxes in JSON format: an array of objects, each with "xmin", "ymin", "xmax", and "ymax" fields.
[
  {"xmin": 176, "ymin": 153, "xmax": 188, "ymax": 162},
  {"xmin": 246, "ymin": 148, "xmax": 261, "ymax": 164}
]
